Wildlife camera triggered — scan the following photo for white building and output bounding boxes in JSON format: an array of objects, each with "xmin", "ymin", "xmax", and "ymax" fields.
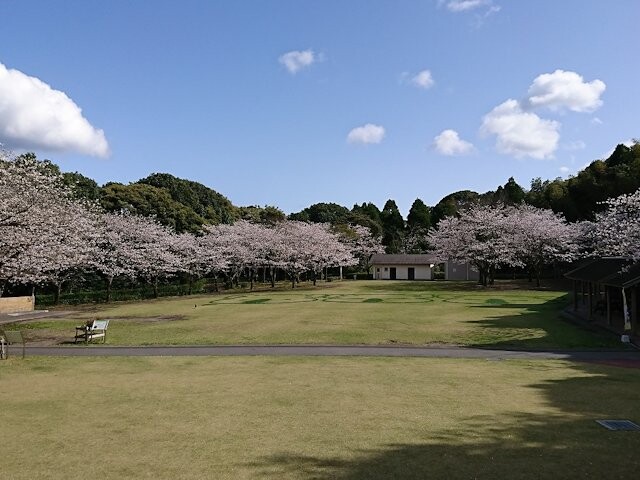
[{"xmin": 371, "ymin": 254, "xmax": 478, "ymax": 281}]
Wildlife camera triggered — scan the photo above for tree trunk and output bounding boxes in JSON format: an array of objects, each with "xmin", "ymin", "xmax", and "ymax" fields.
[
  {"xmin": 213, "ymin": 275, "xmax": 219, "ymax": 292},
  {"xmin": 188, "ymin": 274, "xmax": 193, "ymax": 295},
  {"xmin": 54, "ymin": 281, "xmax": 62, "ymax": 305},
  {"xmin": 270, "ymin": 267, "xmax": 276, "ymax": 288},
  {"xmin": 106, "ymin": 276, "xmax": 114, "ymax": 303},
  {"xmin": 153, "ymin": 279, "xmax": 159, "ymax": 298},
  {"xmin": 312, "ymin": 270, "xmax": 317, "ymax": 286}
]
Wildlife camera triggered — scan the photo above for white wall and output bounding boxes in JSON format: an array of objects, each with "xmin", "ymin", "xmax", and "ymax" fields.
[
  {"xmin": 373, "ymin": 265, "xmax": 432, "ymax": 280},
  {"xmin": 444, "ymin": 262, "xmax": 479, "ymax": 281}
]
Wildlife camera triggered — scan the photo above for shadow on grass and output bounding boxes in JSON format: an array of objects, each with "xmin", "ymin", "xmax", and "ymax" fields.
[
  {"xmin": 248, "ymin": 362, "xmax": 640, "ymax": 479},
  {"xmin": 358, "ymin": 279, "xmax": 571, "ymax": 294},
  {"xmin": 465, "ymin": 297, "xmax": 624, "ymax": 350}
]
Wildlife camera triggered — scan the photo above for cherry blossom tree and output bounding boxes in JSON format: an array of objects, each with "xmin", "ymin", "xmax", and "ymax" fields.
[
  {"xmin": 0, "ymin": 150, "xmax": 97, "ymax": 296},
  {"xmin": 92, "ymin": 212, "xmax": 140, "ymax": 301},
  {"xmin": 428, "ymin": 204, "xmax": 520, "ymax": 286},
  {"xmin": 508, "ymin": 204, "xmax": 581, "ymax": 286},
  {"xmin": 173, "ymin": 232, "xmax": 211, "ymax": 295},
  {"xmin": 92, "ymin": 212, "xmax": 183, "ymax": 300},
  {"xmin": 22, "ymin": 203, "xmax": 101, "ymax": 302},
  {"xmin": 335, "ymin": 224, "xmax": 383, "ymax": 275},
  {"xmin": 272, "ymin": 221, "xmax": 356, "ymax": 288},
  {"xmin": 127, "ymin": 215, "xmax": 184, "ymax": 297},
  {"xmin": 590, "ymin": 188, "xmax": 640, "ymax": 261}
]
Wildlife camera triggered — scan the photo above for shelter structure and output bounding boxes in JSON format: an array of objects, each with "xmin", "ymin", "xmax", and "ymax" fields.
[{"xmin": 565, "ymin": 257, "xmax": 640, "ymax": 337}]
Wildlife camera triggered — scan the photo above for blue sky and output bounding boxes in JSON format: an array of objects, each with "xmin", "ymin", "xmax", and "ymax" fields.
[{"xmin": 0, "ymin": 0, "xmax": 638, "ymax": 215}]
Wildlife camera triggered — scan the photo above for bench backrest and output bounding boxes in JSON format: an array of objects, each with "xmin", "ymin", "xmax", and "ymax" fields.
[
  {"xmin": 91, "ymin": 320, "xmax": 109, "ymax": 331},
  {"xmin": 1, "ymin": 330, "xmax": 24, "ymax": 344}
]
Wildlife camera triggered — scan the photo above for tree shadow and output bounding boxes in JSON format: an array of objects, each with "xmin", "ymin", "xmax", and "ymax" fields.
[
  {"xmin": 359, "ymin": 279, "xmax": 570, "ymax": 294},
  {"xmin": 247, "ymin": 361, "xmax": 640, "ymax": 479},
  {"xmin": 465, "ymin": 298, "xmax": 626, "ymax": 350}
]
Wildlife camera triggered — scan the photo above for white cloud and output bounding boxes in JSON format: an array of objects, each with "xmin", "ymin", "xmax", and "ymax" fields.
[
  {"xmin": 411, "ymin": 70, "xmax": 435, "ymax": 89},
  {"xmin": 526, "ymin": 70, "xmax": 606, "ymax": 113},
  {"xmin": 481, "ymin": 99, "xmax": 560, "ymax": 159},
  {"xmin": 278, "ymin": 49, "xmax": 316, "ymax": 74},
  {"xmin": 591, "ymin": 117, "xmax": 603, "ymax": 125},
  {"xmin": 433, "ymin": 129, "xmax": 474, "ymax": 155},
  {"xmin": 445, "ymin": 0, "xmax": 491, "ymax": 12},
  {"xmin": 347, "ymin": 124, "xmax": 385, "ymax": 145},
  {"xmin": 0, "ymin": 62, "xmax": 109, "ymax": 157},
  {"xmin": 559, "ymin": 166, "xmax": 570, "ymax": 174},
  {"xmin": 563, "ymin": 140, "xmax": 586, "ymax": 151}
]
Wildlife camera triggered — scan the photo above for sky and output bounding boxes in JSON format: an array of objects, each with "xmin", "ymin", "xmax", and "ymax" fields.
[{"xmin": 0, "ymin": 0, "xmax": 638, "ymax": 216}]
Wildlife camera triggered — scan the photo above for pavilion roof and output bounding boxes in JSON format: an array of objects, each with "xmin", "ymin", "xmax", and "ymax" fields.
[{"xmin": 565, "ymin": 257, "xmax": 640, "ymax": 289}]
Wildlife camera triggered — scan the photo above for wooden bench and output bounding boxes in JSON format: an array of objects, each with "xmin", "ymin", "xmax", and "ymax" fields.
[
  {"xmin": 75, "ymin": 320, "xmax": 110, "ymax": 344},
  {"xmin": 0, "ymin": 330, "xmax": 26, "ymax": 359}
]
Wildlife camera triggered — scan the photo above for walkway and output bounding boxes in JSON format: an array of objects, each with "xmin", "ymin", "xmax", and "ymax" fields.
[{"xmin": 6, "ymin": 344, "xmax": 640, "ymax": 364}]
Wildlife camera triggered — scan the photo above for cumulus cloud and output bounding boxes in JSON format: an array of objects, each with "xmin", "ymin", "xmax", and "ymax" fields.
[
  {"xmin": 347, "ymin": 124, "xmax": 385, "ymax": 145},
  {"xmin": 559, "ymin": 166, "xmax": 570, "ymax": 174},
  {"xmin": 481, "ymin": 99, "xmax": 560, "ymax": 159},
  {"xmin": 526, "ymin": 69, "xmax": 606, "ymax": 113},
  {"xmin": 433, "ymin": 129, "xmax": 474, "ymax": 155},
  {"xmin": 278, "ymin": 49, "xmax": 316, "ymax": 74},
  {"xmin": 411, "ymin": 70, "xmax": 435, "ymax": 89},
  {"xmin": 0, "ymin": 62, "xmax": 109, "ymax": 157}
]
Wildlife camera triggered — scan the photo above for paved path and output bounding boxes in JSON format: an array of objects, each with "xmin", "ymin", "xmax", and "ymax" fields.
[
  {"xmin": 0, "ymin": 310, "xmax": 75, "ymax": 325},
  {"xmin": 6, "ymin": 344, "xmax": 640, "ymax": 363}
]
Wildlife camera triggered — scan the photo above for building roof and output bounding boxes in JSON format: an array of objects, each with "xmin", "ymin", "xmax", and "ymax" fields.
[
  {"xmin": 565, "ymin": 257, "xmax": 640, "ymax": 289},
  {"xmin": 371, "ymin": 254, "xmax": 439, "ymax": 265}
]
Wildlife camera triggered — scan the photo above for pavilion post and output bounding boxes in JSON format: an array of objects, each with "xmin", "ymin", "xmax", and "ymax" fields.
[{"xmin": 606, "ymin": 286, "xmax": 611, "ymax": 326}]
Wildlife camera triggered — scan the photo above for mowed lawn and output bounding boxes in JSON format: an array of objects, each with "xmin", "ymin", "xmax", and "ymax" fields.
[
  {"xmin": 1, "ymin": 356, "xmax": 640, "ymax": 479},
  {"xmin": 16, "ymin": 280, "xmax": 618, "ymax": 348}
]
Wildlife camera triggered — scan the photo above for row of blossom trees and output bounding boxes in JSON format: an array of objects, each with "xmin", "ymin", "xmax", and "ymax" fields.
[
  {"xmin": 1, "ymin": 152, "xmax": 381, "ymax": 301},
  {"xmin": 427, "ymin": 190, "xmax": 640, "ymax": 286}
]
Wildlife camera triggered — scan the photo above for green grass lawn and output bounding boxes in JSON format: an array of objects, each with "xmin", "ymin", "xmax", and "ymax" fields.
[
  {"xmin": 12, "ymin": 280, "xmax": 620, "ymax": 349},
  {"xmin": 1, "ymin": 356, "xmax": 639, "ymax": 479}
]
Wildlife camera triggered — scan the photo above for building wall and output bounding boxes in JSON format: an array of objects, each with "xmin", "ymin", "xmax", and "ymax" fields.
[
  {"xmin": 445, "ymin": 262, "xmax": 479, "ymax": 281},
  {"xmin": 373, "ymin": 265, "xmax": 432, "ymax": 280},
  {"xmin": 0, "ymin": 296, "xmax": 34, "ymax": 314}
]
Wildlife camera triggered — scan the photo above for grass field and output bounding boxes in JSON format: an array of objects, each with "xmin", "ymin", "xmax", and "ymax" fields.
[
  {"xmin": 2, "ymin": 355, "xmax": 640, "ymax": 479},
  {"xmin": 14, "ymin": 280, "xmax": 618, "ymax": 349}
]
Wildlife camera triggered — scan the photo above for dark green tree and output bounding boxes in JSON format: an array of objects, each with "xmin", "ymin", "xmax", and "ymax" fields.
[
  {"xmin": 238, "ymin": 205, "xmax": 286, "ymax": 224},
  {"xmin": 100, "ymin": 183, "xmax": 205, "ymax": 233},
  {"xmin": 406, "ymin": 198, "xmax": 431, "ymax": 231},
  {"xmin": 431, "ymin": 190, "xmax": 480, "ymax": 227},
  {"xmin": 497, "ymin": 177, "xmax": 525, "ymax": 204},
  {"xmin": 289, "ymin": 202, "xmax": 352, "ymax": 224},
  {"xmin": 137, "ymin": 173, "xmax": 237, "ymax": 224},
  {"xmin": 405, "ymin": 198, "xmax": 431, "ymax": 253},
  {"xmin": 63, "ymin": 172, "xmax": 101, "ymax": 201},
  {"xmin": 380, "ymin": 199, "xmax": 405, "ymax": 253}
]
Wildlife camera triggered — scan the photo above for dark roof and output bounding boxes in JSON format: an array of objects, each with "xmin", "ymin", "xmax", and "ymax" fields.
[
  {"xmin": 565, "ymin": 257, "xmax": 640, "ymax": 289},
  {"xmin": 371, "ymin": 254, "xmax": 439, "ymax": 265}
]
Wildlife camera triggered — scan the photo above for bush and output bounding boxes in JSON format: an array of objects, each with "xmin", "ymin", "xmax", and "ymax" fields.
[
  {"xmin": 350, "ymin": 273, "xmax": 373, "ymax": 280},
  {"xmin": 35, "ymin": 279, "xmax": 208, "ymax": 307}
]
